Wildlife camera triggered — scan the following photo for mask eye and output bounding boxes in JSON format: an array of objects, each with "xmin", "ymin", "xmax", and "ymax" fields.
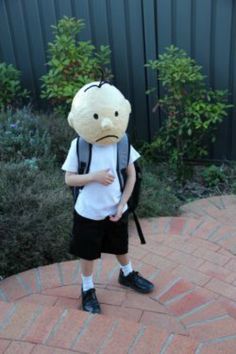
[
  {"xmin": 93, "ymin": 113, "xmax": 99, "ymax": 119},
  {"xmin": 115, "ymin": 111, "xmax": 119, "ymax": 117}
]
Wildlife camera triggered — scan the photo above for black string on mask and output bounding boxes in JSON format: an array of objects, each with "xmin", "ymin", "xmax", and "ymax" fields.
[{"xmin": 84, "ymin": 69, "xmax": 111, "ymax": 92}]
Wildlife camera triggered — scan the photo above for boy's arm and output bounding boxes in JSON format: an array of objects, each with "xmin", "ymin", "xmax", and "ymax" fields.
[
  {"xmin": 65, "ymin": 170, "xmax": 115, "ymax": 187},
  {"xmin": 109, "ymin": 163, "xmax": 136, "ymax": 222}
]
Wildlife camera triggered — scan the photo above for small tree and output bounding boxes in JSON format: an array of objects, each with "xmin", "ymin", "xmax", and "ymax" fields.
[
  {"xmin": 146, "ymin": 45, "xmax": 232, "ymax": 180},
  {"xmin": 41, "ymin": 16, "xmax": 112, "ymax": 114},
  {"xmin": 0, "ymin": 62, "xmax": 29, "ymax": 110}
]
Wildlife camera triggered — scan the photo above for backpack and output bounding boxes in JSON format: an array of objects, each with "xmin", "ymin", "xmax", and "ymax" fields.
[{"xmin": 72, "ymin": 133, "xmax": 146, "ymax": 244}]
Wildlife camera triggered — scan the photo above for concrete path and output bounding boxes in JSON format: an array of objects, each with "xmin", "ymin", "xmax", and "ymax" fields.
[{"xmin": 0, "ymin": 195, "xmax": 236, "ymax": 353}]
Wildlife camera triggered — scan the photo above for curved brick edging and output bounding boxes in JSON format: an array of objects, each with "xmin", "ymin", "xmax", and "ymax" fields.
[
  {"xmin": 180, "ymin": 195, "xmax": 236, "ymax": 225},
  {"xmin": 0, "ymin": 258, "xmax": 236, "ymax": 353},
  {"xmin": 179, "ymin": 195, "xmax": 236, "ymax": 254},
  {"xmin": 0, "ymin": 300, "xmax": 200, "ymax": 354},
  {"xmin": 0, "ymin": 195, "xmax": 236, "ymax": 353},
  {"xmin": 0, "ymin": 252, "xmax": 236, "ymax": 353}
]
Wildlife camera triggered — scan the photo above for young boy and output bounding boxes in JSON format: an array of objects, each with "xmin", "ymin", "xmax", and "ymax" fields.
[{"xmin": 62, "ymin": 81, "xmax": 154, "ymax": 314}]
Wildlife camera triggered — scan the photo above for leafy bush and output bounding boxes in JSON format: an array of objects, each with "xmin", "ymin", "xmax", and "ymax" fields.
[
  {"xmin": 201, "ymin": 164, "xmax": 226, "ymax": 187},
  {"xmin": 40, "ymin": 112, "xmax": 76, "ymax": 165},
  {"xmin": 146, "ymin": 45, "xmax": 232, "ymax": 180},
  {"xmin": 0, "ymin": 162, "xmax": 73, "ymax": 278},
  {"xmin": 0, "ymin": 107, "xmax": 53, "ymax": 169},
  {"xmin": 0, "ymin": 62, "xmax": 29, "ymax": 110},
  {"xmin": 137, "ymin": 160, "xmax": 181, "ymax": 217},
  {"xmin": 41, "ymin": 16, "xmax": 112, "ymax": 114},
  {"xmin": 0, "ymin": 106, "xmax": 77, "ymax": 168}
]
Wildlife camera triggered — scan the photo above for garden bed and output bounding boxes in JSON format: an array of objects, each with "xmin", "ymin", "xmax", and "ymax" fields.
[
  {"xmin": 137, "ymin": 160, "xmax": 236, "ymax": 218},
  {"xmin": 1, "ymin": 107, "xmax": 235, "ymax": 278}
]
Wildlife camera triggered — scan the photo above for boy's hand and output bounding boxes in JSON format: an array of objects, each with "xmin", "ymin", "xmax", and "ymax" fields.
[
  {"xmin": 109, "ymin": 203, "xmax": 124, "ymax": 222},
  {"xmin": 92, "ymin": 169, "xmax": 115, "ymax": 185}
]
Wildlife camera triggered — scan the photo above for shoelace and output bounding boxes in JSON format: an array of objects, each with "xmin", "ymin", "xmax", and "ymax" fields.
[
  {"xmin": 132, "ymin": 271, "xmax": 139, "ymax": 277},
  {"xmin": 85, "ymin": 290, "xmax": 98, "ymax": 303},
  {"xmin": 130, "ymin": 271, "xmax": 142, "ymax": 280}
]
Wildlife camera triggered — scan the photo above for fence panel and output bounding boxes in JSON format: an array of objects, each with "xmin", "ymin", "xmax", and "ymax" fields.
[{"xmin": 0, "ymin": 0, "xmax": 236, "ymax": 159}]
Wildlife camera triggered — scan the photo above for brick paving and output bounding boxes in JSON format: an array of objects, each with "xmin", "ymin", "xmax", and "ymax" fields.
[{"xmin": 0, "ymin": 195, "xmax": 236, "ymax": 353}]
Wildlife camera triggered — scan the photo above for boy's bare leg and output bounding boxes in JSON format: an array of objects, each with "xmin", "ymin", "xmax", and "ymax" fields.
[
  {"xmin": 80, "ymin": 259, "xmax": 95, "ymax": 291},
  {"xmin": 116, "ymin": 254, "xmax": 130, "ymax": 266},
  {"xmin": 80, "ymin": 258, "xmax": 94, "ymax": 276},
  {"xmin": 116, "ymin": 254, "xmax": 133, "ymax": 277}
]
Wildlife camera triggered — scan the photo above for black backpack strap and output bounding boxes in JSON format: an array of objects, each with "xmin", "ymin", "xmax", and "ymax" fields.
[
  {"xmin": 73, "ymin": 137, "xmax": 92, "ymax": 204},
  {"xmin": 132, "ymin": 210, "xmax": 146, "ymax": 244},
  {"xmin": 117, "ymin": 134, "xmax": 146, "ymax": 245},
  {"xmin": 117, "ymin": 133, "xmax": 130, "ymax": 192},
  {"xmin": 76, "ymin": 136, "xmax": 92, "ymax": 175}
]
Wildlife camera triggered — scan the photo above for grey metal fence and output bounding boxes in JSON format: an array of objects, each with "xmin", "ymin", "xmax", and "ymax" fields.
[{"xmin": 0, "ymin": 0, "xmax": 236, "ymax": 159}]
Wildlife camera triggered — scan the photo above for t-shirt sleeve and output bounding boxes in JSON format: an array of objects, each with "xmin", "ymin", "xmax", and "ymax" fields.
[
  {"xmin": 129, "ymin": 145, "xmax": 141, "ymax": 164},
  {"xmin": 61, "ymin": 138, "xmax": 78, "ymax": 172}
]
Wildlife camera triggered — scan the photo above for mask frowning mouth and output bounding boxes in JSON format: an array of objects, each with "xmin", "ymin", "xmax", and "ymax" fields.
[{"xmin": 96, "ymin": 135, "xmax": 119, "ymax": 142}]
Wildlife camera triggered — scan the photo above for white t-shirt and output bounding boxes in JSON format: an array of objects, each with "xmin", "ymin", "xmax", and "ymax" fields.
[{"xmin": 62, "ymin": 138, "xmax": 140, "ymax": 220}]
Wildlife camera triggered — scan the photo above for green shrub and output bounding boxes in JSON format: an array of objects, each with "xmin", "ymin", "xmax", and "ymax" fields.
[
  {"xmin": 146, "ymin": 45, "xmax": 232, "ymax": 180},
  {"xmin": 0, "ymin": 107, "xmax": 53, "ymax": 169},
  {"xmin": 0, "ymin": 106, "xmax": 77, "ymax": 168},
  {"xmin": 201, "ymin": 164, "xmax": 226, "ymax": 187},
  {"xmin": 137, "ymin": 160, "xmax": 181, "ymax": 217},
  {"xmin": 0, "ymin": 62, "xmax": 29, "ymax": 110},
  {"xmin": 0, "ymin": 162, "xmax": 73, "ymax": 278},
  {"xmin": 40, "ymin": 112, "xmax": 76, "ymax": 165},
  {"xmin": 41, "ymin": 16, "xmax": 112, "ymax": 114}
]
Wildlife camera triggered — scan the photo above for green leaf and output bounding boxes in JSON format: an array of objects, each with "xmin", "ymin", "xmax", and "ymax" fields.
[
  {"xmin": 144, "ymin": 44, "xmax": 232, "ymax": 177},
  {"xmin": 39, "ymin": 16, "xmax": 112, "ymax": 113}
]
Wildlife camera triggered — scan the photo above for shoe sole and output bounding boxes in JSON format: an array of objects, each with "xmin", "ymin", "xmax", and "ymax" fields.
[
  {"xmin": 118, "ymin": 279, "xmax": 154, "ymax": 294},
  {"xmin": 81, "ymin": 306, "xmax": 101, "ymax": 314}
]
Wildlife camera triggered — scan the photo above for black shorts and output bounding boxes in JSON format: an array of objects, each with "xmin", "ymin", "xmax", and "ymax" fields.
[{"xmin": 70, "ymin": 210, "xmax": 129, "ymax": 260}]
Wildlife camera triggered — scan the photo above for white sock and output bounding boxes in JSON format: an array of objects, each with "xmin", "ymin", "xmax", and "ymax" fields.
[
  {"xmin": 81, "ymin": 274, "xmax": 94, "ymax": 292},
  {"xmin": 120, "ymin": 261, "xmax": 133, "ymax": 277}
]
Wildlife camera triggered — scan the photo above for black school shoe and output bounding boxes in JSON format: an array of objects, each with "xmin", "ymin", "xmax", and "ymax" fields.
[
  {"xmin": 118, "ymin": 270, "xmax": 154, "ymax": 294},
  {"xmin": 81, "ymin": 288, "xmax": 101, "ymax": 314}
]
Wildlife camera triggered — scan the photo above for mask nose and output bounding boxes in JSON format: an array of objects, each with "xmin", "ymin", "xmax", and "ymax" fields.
[{"xmin": 101, "ymin": 117, "xmax": 113, "ymax": 130}]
